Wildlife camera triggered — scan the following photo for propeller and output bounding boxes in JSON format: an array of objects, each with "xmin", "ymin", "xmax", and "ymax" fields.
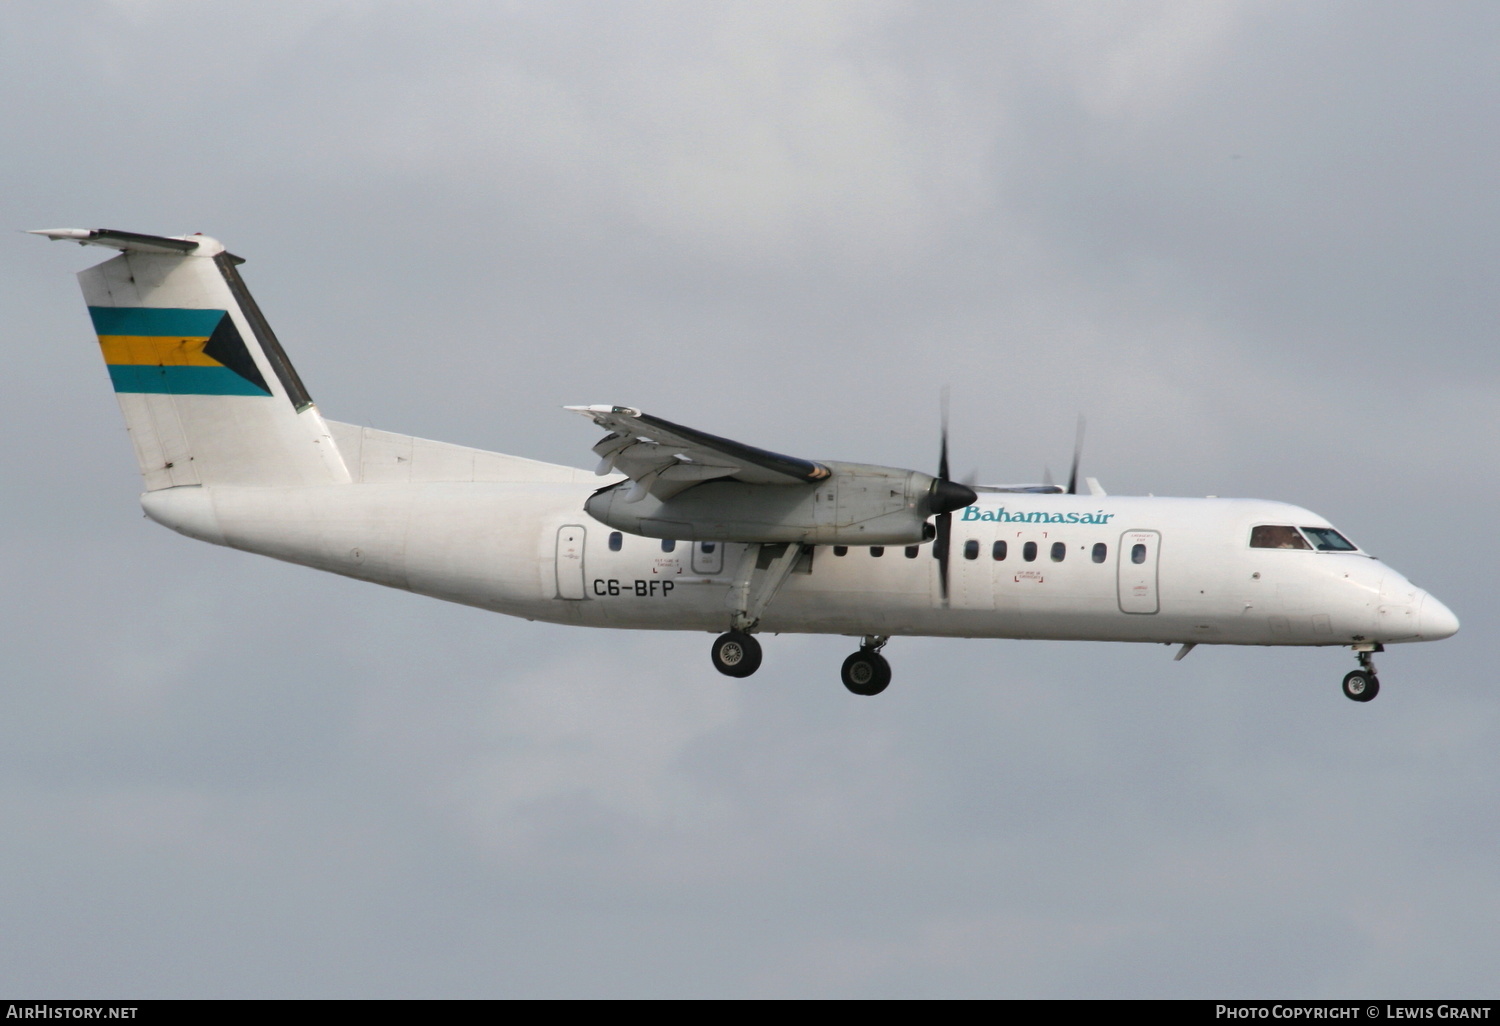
[
  {"xmin": 1040, "ymin": 416, "xmax": 1087, "ymax": 494},
  {"xmin": 922, "ymin": 406, "xmax": 1080, "ymax": 603},
  {"xmin": 1066, "ymin": 415, "xmax": 1086, "ymax": 495},
  {"xmin": 928, "ymin": 387, "xmax": 977, "ymax": 605}
]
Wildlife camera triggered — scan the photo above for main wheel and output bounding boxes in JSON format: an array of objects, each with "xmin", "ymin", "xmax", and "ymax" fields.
[
  {"xmin": 841, "ymin": 649, "xmax": 892, "ymax": 696},
  {"xmin": 711, "ymin": 631, "xmax": 762, "ymax": 678},
  {"xmin": 1342, "ymin": 670, "xmax": 1380, "ymax": 702}
]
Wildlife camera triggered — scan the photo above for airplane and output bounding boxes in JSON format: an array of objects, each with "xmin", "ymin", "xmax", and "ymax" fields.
[{"xmin": 33, "ymin": 227, "xmax": 1460, "ymax": 701}]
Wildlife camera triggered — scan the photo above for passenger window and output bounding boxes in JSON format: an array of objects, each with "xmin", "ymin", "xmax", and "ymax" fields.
[
  {"xmin": 905, "ymin": 546, "xmax": 919, "ymax": 559},
  {"xmin": 1131, "ymin": 543, "xmax": 1146, "ymax": 564},
  {"xmin": 1250, "ymin": 525, "xmax": 1311, "ymax": 550},
  {"xmin": 700, "ymin": 541, "xmax": 716, "ymax": 554},
  {"xmin": 1051, "ymin": 541, "xmax": 1066, "ymax": 562},
  {"xmin": 834, "ymin": 545, "xmax": 848, "ymax": 557},
  {"xmin": 609, "ymin": 531, "xmax": 622, "ymax": 552},
  {"xmin": 870, "ymin": 546, "xmax": 884, "ymax": 558},
  {"xmin": 1300, "ymin": 527, "xmax": 1357, "ymax": 551},
  {"xmin": 1091, "ymin": 542, "xmax": 1106, "ymax": 563},
  {"xmin": 992, "ymin": 540, "xmax": 1007, "ymax": 561},
  {"xmin": 1023, "ymin": 541, "xmax": 1037, "ymax": 562},
  {"xmin": 963, "ymin": 539, "xmax": 979, "ymax": 560},
  {"xmin": 661, "ymin": 539, "xmax": 676, "ymax": 553}
]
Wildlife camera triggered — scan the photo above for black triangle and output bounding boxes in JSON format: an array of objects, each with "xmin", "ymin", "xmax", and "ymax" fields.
[{"xmin": 201, "ymin": 312, "xmax": 272, "ymax": 395}]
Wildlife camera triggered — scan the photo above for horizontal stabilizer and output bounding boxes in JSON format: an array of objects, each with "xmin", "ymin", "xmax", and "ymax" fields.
[{"xmin": 29, "ymin": 228, "xmax": 222, "ymax": 256}]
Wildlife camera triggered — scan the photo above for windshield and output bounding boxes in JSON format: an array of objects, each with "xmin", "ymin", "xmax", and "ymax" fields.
[
  {"xmin": 1250, "ymin": 525, "xmax": 1311, "ymax": 550},
  {"xmin": 1300, "ymin": 526, "xmax": 1358, "ymax": 551}
]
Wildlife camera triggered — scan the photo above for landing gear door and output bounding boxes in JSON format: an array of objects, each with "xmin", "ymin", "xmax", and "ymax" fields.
[
  {"xmin": 691, "ymin": 540, "xmax": 724, "ymax": 576},
  {"xmin": 556, "ymin": 524, "xmax": 587, "ymax": 599},
  {"xmin": 1117, "ymin": 530, "xmax": 1160, "ymax": 614}
]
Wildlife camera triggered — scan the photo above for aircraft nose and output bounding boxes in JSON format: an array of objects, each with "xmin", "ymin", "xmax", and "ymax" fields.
[{"xmin": 1419, "ymin": 593, "xmax": 1460, "ymax": 640}]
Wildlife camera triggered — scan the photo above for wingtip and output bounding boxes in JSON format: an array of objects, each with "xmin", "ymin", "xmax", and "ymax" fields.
[{"xmin": 565, "ymin": 404, "xmax": 642, "ymax": 418}]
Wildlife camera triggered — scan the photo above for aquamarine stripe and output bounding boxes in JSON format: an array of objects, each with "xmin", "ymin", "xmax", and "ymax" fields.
[
  {"xmin": 89, "ymin": 307, "xmax": 226, "ymax": 337},
  {"xmin": 107, "ymin": 364, "xmax": 271, "ymax": 396}
]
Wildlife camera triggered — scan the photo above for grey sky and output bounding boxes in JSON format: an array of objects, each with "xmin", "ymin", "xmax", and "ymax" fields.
[{"xmin": 1, "ymin": 0, "xmax": 1495, "ymax": 997}]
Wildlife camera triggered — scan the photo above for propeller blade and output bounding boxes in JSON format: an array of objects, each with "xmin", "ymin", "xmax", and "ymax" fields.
[
  {"xmin": 936, "ymin": 507, "xmax": 952, "ymax": 603},
  {"xmin": 931, "ymin": 386, "xmax": 974, "ymax": 605},
  {"xmin": 1067, "ymin": 415, "xmax": 1086, "ymax": 496},
  {"xmin": 938, "ymin": 385, "xmax": 951, "ymax": 484}
]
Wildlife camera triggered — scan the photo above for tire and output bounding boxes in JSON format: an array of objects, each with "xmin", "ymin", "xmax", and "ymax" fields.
[
  {"xmin": 711, "ymin": 631, "xmax": 762, "ymax": 678},
  {"xmin": 1342, "ymin": 670, "xmax": 1379, "ymax": 702},
  {"xmin": 841, "ymin": 650, "xmax": 892, "ymax": 696}
]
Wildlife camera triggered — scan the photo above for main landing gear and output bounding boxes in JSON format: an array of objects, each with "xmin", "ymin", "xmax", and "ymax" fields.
[
  {"xmin": 711, "ymin": 630, "xmax": 762, "ymax": 678},
  {"xmin": 841, "ymin": 636, "xmax": 891, "ymax": 697},
  {"xmin": 1342, "ymin": 645, "xmax": 1382, "ymax": 703},
  {"xmin": 710, "ymin": 542, "xmax": 799, "ymax": 680},
  {"xmin": 707, "ymin": 630, "xmax": 895, "ymax": 695},
  {"xmin": 715, "ymin": 539, "xmax": 898, "ymax": 692}
]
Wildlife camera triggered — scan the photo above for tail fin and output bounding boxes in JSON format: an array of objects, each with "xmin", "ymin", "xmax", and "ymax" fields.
[{"xmin": 34, "ymin": 229, "xmax": 350, "ymax": 489}]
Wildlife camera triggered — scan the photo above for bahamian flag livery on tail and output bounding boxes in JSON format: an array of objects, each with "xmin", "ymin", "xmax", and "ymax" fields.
[
  {"xmin": 89, "ymin": 306, "xmax": 273, "ymax": 396},
  {"xmin": 34, "ymin": 228, "xmax": 350, "ymax": 491}
]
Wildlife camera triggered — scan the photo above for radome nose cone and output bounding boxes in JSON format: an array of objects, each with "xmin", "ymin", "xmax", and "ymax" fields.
[{"xmin": 1419, "ymin": 594, "xmax": 1460, "ymax": 640}]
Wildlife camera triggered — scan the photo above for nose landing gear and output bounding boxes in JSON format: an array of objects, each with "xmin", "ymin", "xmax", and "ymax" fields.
[{"xmin": 1343, "ymin": 645, "xmax": 1382, "ymax": 702}]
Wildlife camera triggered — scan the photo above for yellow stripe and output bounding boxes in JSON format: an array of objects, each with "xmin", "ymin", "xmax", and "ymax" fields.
[{"xmin": 97, "ymin": 335, "xmax": 221, "ymax": 367}]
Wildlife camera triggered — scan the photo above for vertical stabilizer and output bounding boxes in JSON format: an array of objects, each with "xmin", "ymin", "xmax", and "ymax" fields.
[{"xmin": 35, "ymin": 229, "xmax": 350, "ymax": 490}]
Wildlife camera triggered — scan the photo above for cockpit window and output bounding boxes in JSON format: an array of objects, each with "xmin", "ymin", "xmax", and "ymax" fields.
[
  {"xmin": 1250, "ymin": 525, "xmax": 1311, "ymax": 550},
  {"xmin": 1301, "ymin": 527, "xmax": 1357, "ymax": 552}
]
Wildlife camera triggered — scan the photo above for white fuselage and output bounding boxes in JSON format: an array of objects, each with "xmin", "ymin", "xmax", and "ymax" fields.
[
  {"xmin": 139, "ymin": 476, "xmax": 1457, "ymax": 649},
  {"xmin": 42, "ymin": 229, "xmax": 1458, "ymax": 673}
]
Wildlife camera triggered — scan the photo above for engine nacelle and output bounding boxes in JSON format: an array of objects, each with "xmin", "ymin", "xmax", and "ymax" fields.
[{"xmin": 583, "ymin": 461, "xmax": 975, "ymax": 545}]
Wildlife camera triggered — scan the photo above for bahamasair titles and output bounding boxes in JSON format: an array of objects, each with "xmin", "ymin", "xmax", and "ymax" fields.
[{"xmin": 34, "ymin": 228, "xmax": 1459, "ymax": 699}]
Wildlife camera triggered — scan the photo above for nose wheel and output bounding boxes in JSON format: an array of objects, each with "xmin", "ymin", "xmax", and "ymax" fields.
[
  {"xmin": 711, "ymin": 630, "xmax": 762, "ymax": 677},
  {"xmin": 841, "ymin": 636, "xmax": 892, "ymax": 696},
  {"xmin": 1343, "ymin": 646, "xmax": 1382, "ymax": 702}
]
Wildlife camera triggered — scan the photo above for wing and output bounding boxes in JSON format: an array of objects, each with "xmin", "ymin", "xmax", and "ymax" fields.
[
  {"xmin": 971, "ymin": 483, "xmax": 1065, "ymax": 494},
  {"xmin": 566, "ymin": 405, "xmax": 830, "ymax": 502}
]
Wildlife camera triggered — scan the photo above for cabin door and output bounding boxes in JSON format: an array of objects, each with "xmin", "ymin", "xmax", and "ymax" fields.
[
  {"xmin": 1117, "ymin": 530, "xmax": 1161, "ymax": 614},
  {"xmin": 691, "ymin": 540, "xmax": 725, "ymax": 575},
  {"xmin": 556, "ymin": 524, "xmax": 587, "ymax": 599}
]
